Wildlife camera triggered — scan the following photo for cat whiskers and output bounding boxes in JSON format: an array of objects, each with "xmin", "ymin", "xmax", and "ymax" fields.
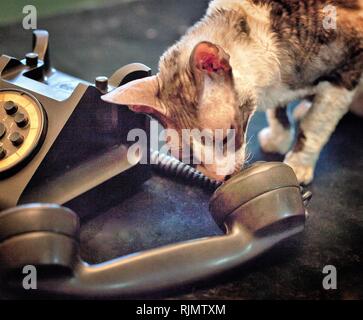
[{"xmin": 242, "ymin": 135, "xmax": 254, "ymax": 167}]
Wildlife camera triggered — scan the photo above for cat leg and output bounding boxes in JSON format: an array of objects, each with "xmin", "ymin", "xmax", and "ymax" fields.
[
  {"xmin": 284, "ymin": 83, "xmax": 356, "ymax": 185},
  {"xmin": 350, "ymin": 80, "xmax": 363, "ymax": 117},
  {"xmin": 258, "ymin": 106, "xmax": 294, "ymax": 154}
]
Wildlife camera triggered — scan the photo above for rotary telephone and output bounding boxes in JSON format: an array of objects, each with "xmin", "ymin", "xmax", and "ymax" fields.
[
  {"xmin": 0, "ymin": 30, "xmax": 311, "ymax": 299},
  {"xmin": 0, "ymin": 30, "xmax": 152, "ymax": 215}
]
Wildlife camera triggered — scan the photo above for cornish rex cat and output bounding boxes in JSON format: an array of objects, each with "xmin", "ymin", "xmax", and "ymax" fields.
[{"xmin": 102, "ymin": 0, "xmax": 363, "ymax": 184}]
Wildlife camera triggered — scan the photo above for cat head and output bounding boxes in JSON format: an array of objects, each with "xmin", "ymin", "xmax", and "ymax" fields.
[{"xmin": 102, "ymin": 41, "xmax": 253, "ymax": 181}]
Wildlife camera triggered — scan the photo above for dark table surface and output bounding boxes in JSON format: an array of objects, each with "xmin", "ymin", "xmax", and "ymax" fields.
[{"xmin": 0, "ymin": 0, "xmax": 362, "ymax": 300}]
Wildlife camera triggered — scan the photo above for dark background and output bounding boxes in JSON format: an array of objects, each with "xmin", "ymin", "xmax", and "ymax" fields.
[{"xmin": 0, "ymin": 0, "xmax": 362, "ymax": 299}]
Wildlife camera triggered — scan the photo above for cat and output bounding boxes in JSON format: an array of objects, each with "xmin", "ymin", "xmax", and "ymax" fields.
[{"xmin": 102, "ymin": 0, "xmax": 363, "ymax": 185}]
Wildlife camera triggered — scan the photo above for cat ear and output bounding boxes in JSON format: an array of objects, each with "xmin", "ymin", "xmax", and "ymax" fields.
[
  {"xmin": 190, "ymin": 41, "xmax": 231, "ymax": 75},
  {"xmin": 101, "ymin": 76, "xmax": 168, "ymax": 119}
]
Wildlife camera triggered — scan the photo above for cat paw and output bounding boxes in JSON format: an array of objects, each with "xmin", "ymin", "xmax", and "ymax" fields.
[
  {"xmin": 284, "ymin": 152, "xmax": 315, "ymax": 185},
  {"xmin": 258, "ymin": 127, "xmax": 293, "ymax": 155}
]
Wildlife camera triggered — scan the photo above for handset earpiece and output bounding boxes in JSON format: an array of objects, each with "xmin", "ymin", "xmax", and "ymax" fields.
[
  {"xmin": 0, "ymin": 162, "xmax": 308, "ymax": 298},
  {"xmin": 0, "ymin": 204, "xmax": 79, "ymax": 275}
]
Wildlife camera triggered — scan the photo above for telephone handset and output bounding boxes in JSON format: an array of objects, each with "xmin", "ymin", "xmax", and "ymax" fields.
[
  {"xmin": 0, "ymin": 30, "xmax": 311, "ymax": 298},
  {"xmin": 0, "ymin": 160, "xmax": 310, "ymax": 298}
]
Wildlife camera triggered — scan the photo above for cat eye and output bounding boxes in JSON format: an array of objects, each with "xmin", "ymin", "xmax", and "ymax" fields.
[
  {"xmin": 223, "ymin": 136, "xmax": 228, "ymax": 146},
  {"xmin": 223, "ymin": 127, "xmax": 236, "ymax": 146}
]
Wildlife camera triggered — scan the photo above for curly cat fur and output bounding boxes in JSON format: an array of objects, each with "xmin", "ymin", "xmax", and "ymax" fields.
[{"xmin": 103, "ymin": 0, "xmax": 363, "ymax": 184}]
